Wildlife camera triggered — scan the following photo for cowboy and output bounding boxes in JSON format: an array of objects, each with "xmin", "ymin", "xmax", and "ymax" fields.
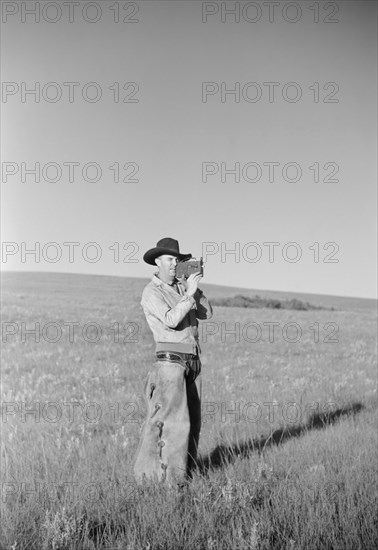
[{"xmin": 133, "ymin": 237, "xmax": 213, "ymax": 484}]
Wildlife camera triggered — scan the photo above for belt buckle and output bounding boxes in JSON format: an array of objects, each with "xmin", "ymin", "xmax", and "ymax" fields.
[
  {"xmin": 158, "ymin": 352, "xmax": 177, "ymax": 362},
  {"xmin": 157, "ymin": 351, "xmax": 189, "ymax": 366}
]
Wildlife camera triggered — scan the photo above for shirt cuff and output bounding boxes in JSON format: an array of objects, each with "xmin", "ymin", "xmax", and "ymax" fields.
[{"xmin": 185, "ymin": 295, "xmax": 196, "ymax": 307}]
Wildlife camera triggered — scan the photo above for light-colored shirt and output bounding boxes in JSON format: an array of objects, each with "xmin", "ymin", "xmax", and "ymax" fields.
[{"xmin": 141, "ymin": 273, "xmax": 213, "ymax": 355}]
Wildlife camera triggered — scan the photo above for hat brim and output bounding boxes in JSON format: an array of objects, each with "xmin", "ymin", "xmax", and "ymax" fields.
[{"xmin": 143, "ymin": 247, "xmax": 192, "ymax": 266}]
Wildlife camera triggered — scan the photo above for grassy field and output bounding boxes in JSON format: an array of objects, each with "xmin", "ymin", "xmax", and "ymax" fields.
[{"xmin": 1, "ymin": 272, "xmax": 377, "ymax": 550}]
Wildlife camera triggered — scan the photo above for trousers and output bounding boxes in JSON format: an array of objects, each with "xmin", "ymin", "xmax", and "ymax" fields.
[{"xmin": 133, "ymin": 360, "xmax": 201, "ymax": 484}]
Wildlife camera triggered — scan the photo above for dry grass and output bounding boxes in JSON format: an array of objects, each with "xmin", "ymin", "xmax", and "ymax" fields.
[{"xmin": 1, "ymin": 272, "xmax": 377, "ymax": 549}]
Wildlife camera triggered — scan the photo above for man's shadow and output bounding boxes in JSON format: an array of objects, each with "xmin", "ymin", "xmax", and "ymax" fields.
[{"xmin": 195, "ymin": 402, "xmax": 364, "ymax": 476}]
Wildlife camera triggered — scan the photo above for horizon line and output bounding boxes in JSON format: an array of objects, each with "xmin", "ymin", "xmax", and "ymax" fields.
[{"xmin": 1, "ymin": 269, "xmax": 377, "ymax": 302}]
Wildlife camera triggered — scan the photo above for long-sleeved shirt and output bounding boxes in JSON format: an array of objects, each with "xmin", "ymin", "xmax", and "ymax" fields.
[{"xmin": 141, "ymin": 273, "xmax": 213, "ymax": 355}]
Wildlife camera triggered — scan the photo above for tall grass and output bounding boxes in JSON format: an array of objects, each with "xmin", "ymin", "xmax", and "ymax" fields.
[{"xmin": 1, "ymin": 273, "xmax": 377, "ymax": 549}]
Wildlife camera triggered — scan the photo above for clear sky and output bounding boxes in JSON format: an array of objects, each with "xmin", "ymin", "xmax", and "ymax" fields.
[{"xmin": 1, "ymin": 0, "xmax": 377, "ymax": 298}]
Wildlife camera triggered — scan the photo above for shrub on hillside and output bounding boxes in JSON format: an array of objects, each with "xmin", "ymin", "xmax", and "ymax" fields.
[{"xmin": 210, "ymin": 294, "xmax": 330, "ymax": 310}]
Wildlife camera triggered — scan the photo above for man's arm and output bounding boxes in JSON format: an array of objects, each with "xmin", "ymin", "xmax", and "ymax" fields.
[
  {"xmin": 178, "ymin": 273, "xmax": 213, "ymax": 320},
  {"xmin": 142, "ymin": 288, "xmax": 195, "ymax": 329},
  {"xmin": 193, "ymin": 288, "xmax": 213, "ymax": 320}
]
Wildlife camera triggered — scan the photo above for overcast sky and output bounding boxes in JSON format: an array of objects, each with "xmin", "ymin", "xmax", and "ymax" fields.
[{"xmin": 1, "ymin": 0, "xmax": 377, "ymax": 298}]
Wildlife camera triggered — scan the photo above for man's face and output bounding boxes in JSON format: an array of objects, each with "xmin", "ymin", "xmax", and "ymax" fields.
[{"xmin": 155, "ymin": 254, "xmax": 179, "ymax": 281}]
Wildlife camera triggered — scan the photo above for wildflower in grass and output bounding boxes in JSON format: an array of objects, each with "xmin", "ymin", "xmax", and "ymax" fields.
[
  {"xmin": 42, "ymin": 507, "xmax": 84, "ymax": 550},
  {"xmin": 249, "ymin": 521, "xmax": 260, "ymax": 550},
  {"xmin": 66, "ymin": 436, "xmax": 80, "ymax": 454},
  {"xmin": 308, "ymin": 464, "xmax": 326, "ymax": 476},
  {"xmin": 257, "ymin": 461, "xmax": 274, "ymax": 480},
  {"xmin": 221, "ymin": 475, "xmax": 234, "ymax": 505}
]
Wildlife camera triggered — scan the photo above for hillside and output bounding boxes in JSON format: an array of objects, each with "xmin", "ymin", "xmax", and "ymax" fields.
[{"xmin": 1, "ymin": 271, "xmax": 376, "ymax": 312}]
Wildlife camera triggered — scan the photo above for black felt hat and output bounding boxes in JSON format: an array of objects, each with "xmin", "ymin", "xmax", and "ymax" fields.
[{"xmin": 143, "ymin": 237, "xmax": 192, "ymax": 266}]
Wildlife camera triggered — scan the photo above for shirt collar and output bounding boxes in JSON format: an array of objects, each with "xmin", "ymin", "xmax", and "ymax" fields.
[{"xmin": 152, "ymin": 273, "xmax": 179, "ymax": 288}]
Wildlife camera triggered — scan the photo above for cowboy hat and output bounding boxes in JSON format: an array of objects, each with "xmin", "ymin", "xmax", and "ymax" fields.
[{"xmin": 143, "ymin": 237, "xmax": 192, "ymax": 266}]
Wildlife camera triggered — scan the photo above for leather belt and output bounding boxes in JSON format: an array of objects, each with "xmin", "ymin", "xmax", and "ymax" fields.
[{"xmin": 156, "ymin": 352, "xmax": 197, "ymax": 363}]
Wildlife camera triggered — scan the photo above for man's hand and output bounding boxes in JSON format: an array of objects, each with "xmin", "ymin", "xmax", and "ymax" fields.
[
  {"xmin": 177, "ymin": 274, "xmax": 187, "ymax": 290},
  {"xmin": 185, "ymin": 272, "xmax": 203, "ymax": 297}
]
